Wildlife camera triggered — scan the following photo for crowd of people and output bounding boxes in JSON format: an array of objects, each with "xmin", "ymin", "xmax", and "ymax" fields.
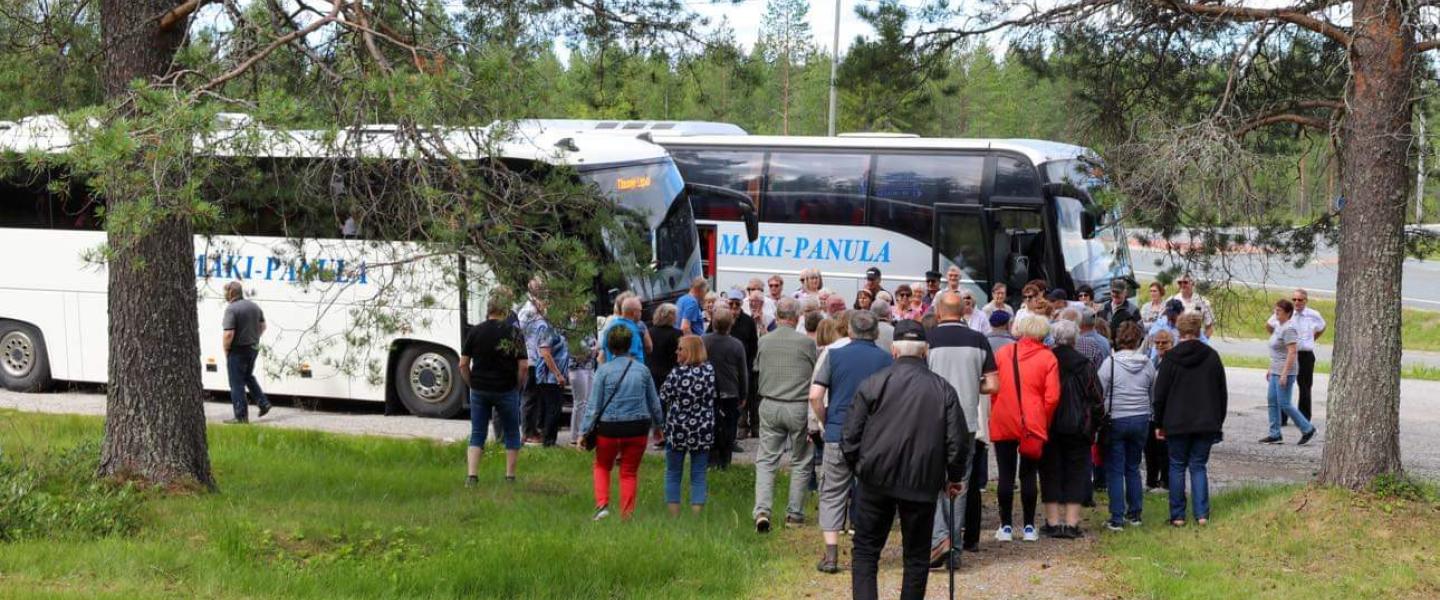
[{"xmin": 449, "ymin": 268, "xmax": 1323, "ymax": 599}]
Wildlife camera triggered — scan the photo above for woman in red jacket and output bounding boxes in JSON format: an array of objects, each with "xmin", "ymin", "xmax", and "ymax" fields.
[{"xmin": 988, "ymin": 314, "xmax": 1061, "ymax": 542}]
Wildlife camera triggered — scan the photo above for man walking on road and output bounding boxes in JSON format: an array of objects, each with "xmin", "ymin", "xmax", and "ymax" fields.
[
  {"xmin": 844, "ymin": 320, "xmax": 972, "ymax": 600},
  {"xmin": 810, "ymin": 310, "xmax": 893, "ymax": 574},
  {"xmin": 222, "ymin": 281, "xmax": 271, "ymax": 424},
  {"xmin": 1268, "ymin": 288, "xmax": 1325, "ymax": 423},
  {"xmin": 753, "ymin": 297, "xmax": 818, "ymax": 533}
]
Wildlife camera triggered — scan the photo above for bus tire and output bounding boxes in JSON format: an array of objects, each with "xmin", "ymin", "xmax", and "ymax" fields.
[
  {"xmin": 392, "ymin": 343, "xmax": 464, "ymax": 419},
  {"xmin": 0, "ymin": 320, "xmax": 52, "ymax": 393}
]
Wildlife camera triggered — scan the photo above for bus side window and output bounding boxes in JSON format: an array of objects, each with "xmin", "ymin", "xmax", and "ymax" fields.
[
  {"xmin": 871, "ymin": 154, "xmax": 984, "ymax": 242},
  {"xmin": 764, "ymin": 152, "xmax": 867, "ymax": 226},
  {"xmin": 671, "ymin": 149, "xmax": 763, "ymax": 221},
  {"xmin": 994, "ymin": 156, "xmax": 1040, "ymax": 198}
]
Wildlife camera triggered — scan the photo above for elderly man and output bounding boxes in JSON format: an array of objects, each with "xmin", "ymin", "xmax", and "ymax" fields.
[
  {"xmin": 222, "ymin": 281, "xmax": 270, "ymax": 423},
  {"xmin": 599, "ymin": 296, "xmax": 647, "ymax": 363},
  {"xmin": 677, "ymin": 276, "xmax": 709, "ymax": 335},
  {"xmin": 844, "ymin": 320, "xmax": 972, "ymax": 600},
  {"xmin": 923, "ymin": 271, "xmax": 943, "ymax": 307},
  {"xmin": 767, "ymin": 274, "xmax": 787, "ymax": 303},
  {"xmin": 871, "ymin": 301, "xmax": 895, "ymax": 352},
  {"xmin": 926, "ymin": 293, "xmax": 998, "ymax": 562},
  {"xmin": 810, "ymin": 311, "xmax": 894, "ymax": 574},
  {"xmin": 1076, "ymin": 308, "xmax": 1111, "ymax": 373},
  {"xmin": 1098, "ymin": 278, "xmax": 1141, "ymax": 334},
  {"xmin": 944, "ymin": 266, "xmax": 964, "ymax": 295},
  {"xmin": 1171, "ymin": 273, "xmax": 1215, "ymax": 338},
  {"xmin": 824, "ymin": 293, "xmax": 848, "ymax": 319},
  {"xmin": 753, "ymin": 297, "xmax": 819, "ymax": 533}
]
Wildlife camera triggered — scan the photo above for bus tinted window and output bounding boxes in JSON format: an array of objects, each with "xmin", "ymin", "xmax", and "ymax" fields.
[
  {"xmin": 764, "ymin": 152, "xmax": 867, "ymax": 225},
  {"xmin": 670, "ymin": 149, "xmax": 763, "ymax": 221},
  {"xmin": 0, "ymin": 180, "xmax": 51, "ymax": 228},
  {"xmin": 871, "ymin": 154, "xmax": 984, "ymax": 241},
  {"xmin": 0, "ymin": 173, "xmax": 102, "ymax": 231},
  {"xmin": 994, "ymin": 156, "xmax": 1040, "ymax": 197}
]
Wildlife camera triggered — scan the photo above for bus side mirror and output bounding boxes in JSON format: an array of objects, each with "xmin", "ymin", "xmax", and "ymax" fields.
[
  {"xmin": 1080, "ymin": 210, "xmax": 1098, "ymax": 239},
  {"xmin": 686, "ymin": 182, "xmax": 760, "ymax": 243}
]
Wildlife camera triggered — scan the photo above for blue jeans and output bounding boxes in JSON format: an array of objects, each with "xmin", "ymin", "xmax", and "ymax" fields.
[
  {"xmin": 470, "ymin": 389, "xmax": 522, "ymax": 450},
  {"xmin": 1267, "ymin": 374, "xmax": 1314, "ymax": 438},
  {"xmin": 226, "ymin": 346, "xmax": 268, "ymax": 419},
  {"xmin": 665, "ymin": 447, "xmax": 710, "ymax": 505},
  {"xmin": 1105, "ymin": 415, "xmax": 1148, "ymax": 523},
  {"xmin": 1167, "ymin": 433, "xmax": 1215, "ymax": 522}
]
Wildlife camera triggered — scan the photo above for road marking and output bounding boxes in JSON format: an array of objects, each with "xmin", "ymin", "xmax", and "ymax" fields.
[{"xmin": 1132, "ymin": 270, "xmax": 1440, "ymax": 307}]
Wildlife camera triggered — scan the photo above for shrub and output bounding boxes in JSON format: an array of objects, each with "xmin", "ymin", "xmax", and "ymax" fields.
[{"xmin": 0, "ymin": 440, "xmax": 145, "ymax": 542}]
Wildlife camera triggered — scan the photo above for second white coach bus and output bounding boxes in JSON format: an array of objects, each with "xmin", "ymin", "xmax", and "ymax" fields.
[
  {"xmin": 531, "ymin": 120, "xmax": 1136, "ymax": 305},
  {"xmin": 0, "ymin": 116, "xmax": 704, "ymax": 418}
]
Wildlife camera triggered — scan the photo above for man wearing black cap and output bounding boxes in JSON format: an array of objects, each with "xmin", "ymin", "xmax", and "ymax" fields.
[
  {"xmin": 922, "ymin": 271, "xmax": 943, "ymax": 308},
  {"xmin": 863, "ymin": 267, "xmax": 886, "ymax": 297},
  {"xmin": 843, "ymin": 320, "xmax": 972, "ymax": 600}
]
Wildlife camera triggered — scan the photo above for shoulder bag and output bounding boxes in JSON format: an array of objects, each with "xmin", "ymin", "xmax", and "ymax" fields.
[
  {"xmin": 581, "ymin": 359, "xmax": 633, "ymax": 451},
  {"xmin": 1012, "ymin": 345, "xmax": 1045, "ymax": 461}
]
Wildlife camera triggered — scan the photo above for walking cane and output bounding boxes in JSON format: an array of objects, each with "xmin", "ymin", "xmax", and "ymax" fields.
[{"xmin": 947, "ymin": 491, "xmax": 958, "ymax": 600}]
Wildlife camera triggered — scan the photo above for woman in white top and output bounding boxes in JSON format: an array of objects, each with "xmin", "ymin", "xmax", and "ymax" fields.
[{"xmin": 1139, "ymin": 282, "xmax": 1167, "ymax": 329}]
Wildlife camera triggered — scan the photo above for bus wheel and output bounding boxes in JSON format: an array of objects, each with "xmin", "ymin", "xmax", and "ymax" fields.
[
  {"xmin": 393, "ymin": 344, "xmax": 464, "ymax": 418},
  {"xmin": 0, "ymin": 321, "xmax": 52, "ymax": 393}
]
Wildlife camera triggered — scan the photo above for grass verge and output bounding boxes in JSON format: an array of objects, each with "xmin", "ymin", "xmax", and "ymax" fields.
[
  {"xmin": 0, "ymin": 411, "xmax": 783, "ymax": 599},
  {"xmin": 1152, "ymin": 282, "xmax": 1440, "ymax": 352},
  {"xmin": 1223, "ymin": 354, "xmax": 1440, "ymax": 381},
  {"xmin": 1098, "ymin": 484, "xmax": 1440, "ymax": 599}
]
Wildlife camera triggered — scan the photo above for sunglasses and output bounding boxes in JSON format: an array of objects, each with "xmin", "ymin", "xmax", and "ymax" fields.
[
  {"xmin": 768, "ymin": 283, "xmax": 781, "ymax": 287},
  {"xmin": 1292, "ymin": 297, "xmax": 1306, "ymax": 302},
  {"xmin": 1179, "ymin": 281, "xmax": 1193, "ymax": 285},
  {"xmin": 747, "ymin": 287, "xmax": 760, "ymax": 292}
]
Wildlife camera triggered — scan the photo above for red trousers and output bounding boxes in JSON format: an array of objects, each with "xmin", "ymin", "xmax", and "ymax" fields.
[{"xmin": 593, "ymin": 435, "xmax": 648, "ymax": 518}]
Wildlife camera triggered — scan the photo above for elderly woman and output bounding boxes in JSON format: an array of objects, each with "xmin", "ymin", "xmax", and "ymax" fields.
[
  {"xmin": 649, "ymin": 303, "xmax": 684, "ymax": 407},
  {"xmin": 1041, "ymin": 320, "xmax": 1103, "ymax": 539},
  {"xmin": 583, "ymin": 325, "xmax": 663, "ymax": 521},
  {"xmin": 661, "ymin": 335, "xmax": 717, "ymax": 515},
  {"xmin": 961, "ymin": 290, "xmax": 991, "ymax": 334},
  {"xmin": 988, "ymin": 315, "xmax": 1060, "ymax": 543},
  {"xmin": 794, "ymin": 267, "xmax": 825, "ymax": 304},
  {"xmin": 1259, "ymin": 299, "xmax": 1318, "ymax": 445},
  {"xmin": 985, "ymin": 282, "xmax": 1014, "ymax": 317}
]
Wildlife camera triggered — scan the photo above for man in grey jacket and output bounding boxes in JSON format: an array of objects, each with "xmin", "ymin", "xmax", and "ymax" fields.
[{"xmin": 752, "ymin": 297, "xmax": 818, "ymax": 533}]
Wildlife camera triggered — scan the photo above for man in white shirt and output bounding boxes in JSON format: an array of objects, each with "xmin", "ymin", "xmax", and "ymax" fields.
[
  {"xmin": 1171, "ymin": 274, "xmax": 1215, "ymax": 338},
  {"xmin": 1267, "ymin": 288, "xmax": 1326, "ymax": 423}
]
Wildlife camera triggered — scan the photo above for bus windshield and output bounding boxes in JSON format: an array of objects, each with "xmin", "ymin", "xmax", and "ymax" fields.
[
  {"xmin": 1055, "ymin": 195, "xmax": 1132, "ymax": 293},
  {"xmin": 582, "ymin": 159, "xmax": 700, "ymax": 300}
]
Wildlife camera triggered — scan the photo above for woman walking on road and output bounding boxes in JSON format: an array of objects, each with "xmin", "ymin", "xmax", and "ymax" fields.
[
  {"xmin": 1152, "ymin": 313, "xmax": 1227, "ymax": 527},
  {"xmin": 1099, "ymin": 322, "xmax": 1156, "ymax": 530},
  {"xmin": 582, "ymin": 326, "xmax": 663, "ymax": 521},
  {"xmin": 1257, "ymin": 299, "xmax": 1318, "ymax": 446},
  {"xmin": 661, "ymin": 336, "xmax": 717, "ymax": 515},
  {"xmin": 989, "ymin": 315, "xmax": 1060, "ymax": 543}
]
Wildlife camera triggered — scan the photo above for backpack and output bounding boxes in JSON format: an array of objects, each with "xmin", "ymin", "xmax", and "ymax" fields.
[{"xmin": 1051, "ymin": 363, "xmax": 1104, "ymax": 438}]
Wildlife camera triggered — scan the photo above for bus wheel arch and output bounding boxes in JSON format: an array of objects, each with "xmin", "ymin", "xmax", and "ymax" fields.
[
  {"xmin": 389, "ymin": 341, "xmax": 464, "ymax": 419},
  {"xmin": 0, "ymin": 319, "xmax": 52, "ymax": 393}
]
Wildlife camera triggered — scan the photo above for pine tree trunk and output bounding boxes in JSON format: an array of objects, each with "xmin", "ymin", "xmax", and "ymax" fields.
[
  {"xmin": 96, "ymin": 0, "xmax": 214, "ymax": 489},
  {"xmin": 1320, "ymin": 0, "xmax": 1411, "ymax": 488}
]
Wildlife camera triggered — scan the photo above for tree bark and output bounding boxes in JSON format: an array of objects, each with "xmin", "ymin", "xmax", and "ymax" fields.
[
  {"xmin": 96, "ymin": 0, "xmax": 214, "ymax": 489},
  {"xmin": 1320, "ymin": 0, "xmax": 1411, "ymax": 488}
]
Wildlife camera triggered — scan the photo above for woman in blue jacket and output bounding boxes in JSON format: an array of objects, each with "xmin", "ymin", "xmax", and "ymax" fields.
[{"xmin": 582, "ymin": 326, "xmax": 662, "ymax": 521}]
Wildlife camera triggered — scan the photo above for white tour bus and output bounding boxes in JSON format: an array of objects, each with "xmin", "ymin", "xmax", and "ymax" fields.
[
  {"xmin": 531, "ymin": 120, "xmax": 1135, "ymax": 306},
  {"xmin": 0, "ymin": 116, "xmax": 704, "ymax": 418}
]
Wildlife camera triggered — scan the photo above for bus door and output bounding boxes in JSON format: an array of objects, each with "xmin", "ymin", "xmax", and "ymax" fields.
[
  {"xmin": 697, "ymin": 223, "xmax": 718, "ymax": 286},
  {"xmin": 932, "ymin": 203, "xmax": 993, "ymax": 301}
]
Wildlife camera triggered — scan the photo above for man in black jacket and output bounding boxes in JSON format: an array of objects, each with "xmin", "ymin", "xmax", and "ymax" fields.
[
  {"xmin": 1098, "ymin": 278, "xmax": 1142, "ymax": 334},
  {"xmin": 843, "ymin": 320, "xmax": 973, "ymax": 600}
]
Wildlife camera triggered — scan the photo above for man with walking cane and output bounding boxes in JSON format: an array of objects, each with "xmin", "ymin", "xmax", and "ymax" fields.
[{"xmin": 843, "ymin": 320, "xmax": 974, "ymax": 600}]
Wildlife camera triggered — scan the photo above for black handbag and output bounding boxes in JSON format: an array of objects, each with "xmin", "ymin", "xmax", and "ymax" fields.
[{"xmin": 581, "ymin": 360, "xmax": 633, "ymax": 451}]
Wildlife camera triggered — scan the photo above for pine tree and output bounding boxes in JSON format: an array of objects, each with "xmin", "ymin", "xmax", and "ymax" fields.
[{"xmin": 759, "ymin": 0, "xmax": 812, "ymax": 134}]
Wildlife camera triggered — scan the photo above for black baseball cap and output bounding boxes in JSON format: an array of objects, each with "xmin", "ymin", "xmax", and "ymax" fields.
[
  {"xmin": 925, "ymin": 270, "xmax": 942, "ymax": 281},
  {"xmin": 1046, "ymin": 288, "xmax": 1069, "ymax": 302},
  {"xmin": 865, "ymin": 267, "xmax": 882, "ymax": 281},
  {"xmin": 894, "ymin": 319, "xmax": 927, "ymax": 342}
]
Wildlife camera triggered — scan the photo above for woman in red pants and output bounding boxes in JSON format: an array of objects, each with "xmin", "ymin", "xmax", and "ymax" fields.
[{"xmin": 581, "ymin": 325, "xmax": 663, "ymax": 520}]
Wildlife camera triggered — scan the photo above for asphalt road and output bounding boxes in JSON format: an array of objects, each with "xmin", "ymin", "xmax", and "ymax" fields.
[
  {"xmin": 1128, "ymin": 228, "xmax": 1440, "ymax": 310},
  {"xmin": 4, "ymin": 367, "xmax": 1439, "ymax": 485}
]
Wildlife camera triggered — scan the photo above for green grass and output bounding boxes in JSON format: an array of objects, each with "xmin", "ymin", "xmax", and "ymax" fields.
[
  {"xmin": 1223, "ymin": 354, "xmax": 1440, "ymax": 381},
  {"xmin": 0, "ymin": 411, "xmax": 782, "ymax": 599},
  {"xmin": 1099, "ymin": 485, "xmax": 1440, "ymax": 599},
  {"xmin": 1151, "ymin": 283, "xmax": 1440, "ymax": 352}
]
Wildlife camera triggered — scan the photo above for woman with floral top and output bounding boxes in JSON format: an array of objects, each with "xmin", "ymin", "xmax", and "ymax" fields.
[{"xmin": 661, "ymin": 335, "xmax": 718, "ymax": 515}]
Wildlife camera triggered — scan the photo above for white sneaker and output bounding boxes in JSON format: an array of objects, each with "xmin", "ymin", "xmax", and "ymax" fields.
[
  {"xmin": 995, "ymin": 525, "xmax": 1013, "ymax": 542},
  {"xmin": 1022, "ymin": 525, "xmax": 1039, "ymax": 541},
  {"xmin": 592, "ymin": 506, "xmax": 610, "ymax": 521}
]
